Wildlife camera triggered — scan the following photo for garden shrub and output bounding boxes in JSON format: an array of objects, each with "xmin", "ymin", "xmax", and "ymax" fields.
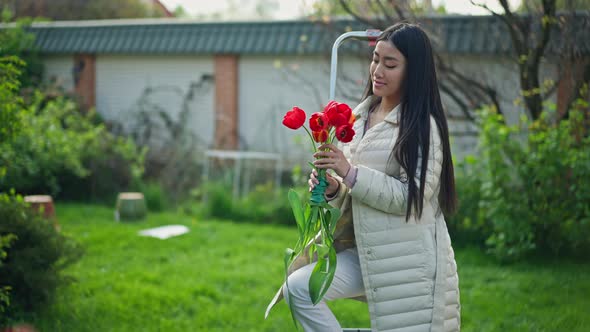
[
  {"xmin": 0, "ymin": 56, "xmax": 25, "ymax": 145},
  {"xmin": 0, "ymin": 192, "xmax": 83, "ymax": 324},
  {"xmin": 0, "ymin": 13, "xmax": 44, "ymax": 91},
  {"xmin": 193, "ymin": 180, "xmax": 298, "ymax": 226},
  {"xmin": 0, "ymin": 93, "xmax": 145, "ymax": 200},
  {"xmin": 446, "ymin": 155, "xmax": 488, "ymax": 247},
  {"xmin": 451, "ymin": 100, "xmax": 590, "ymax": 261},
  {"xmin": 134, "ymin": 180, "xmax": 170, "ymax": 212},
  {"xmin": 0, "ymin": 233, "xmax": 15, "ymax": 315}
]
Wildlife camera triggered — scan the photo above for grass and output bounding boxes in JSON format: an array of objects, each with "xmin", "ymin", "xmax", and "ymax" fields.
[{"xmin": 12, "ymin": 203, "xmax": 590, "ymax": 331}]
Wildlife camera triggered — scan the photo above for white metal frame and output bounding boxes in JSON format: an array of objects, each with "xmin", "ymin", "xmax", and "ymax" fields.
[{"xmin": 329, "ymin": 29, "xmax": 381, "ymax": 101}]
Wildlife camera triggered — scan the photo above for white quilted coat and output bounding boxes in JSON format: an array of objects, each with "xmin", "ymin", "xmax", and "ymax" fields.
[
  {"xmin": 342, "ymin": 96, "xmax": 461, "ymax": 331},
  {"xmin": 268, "ymin": 96, "xmax": 461, "ymax": 331}
]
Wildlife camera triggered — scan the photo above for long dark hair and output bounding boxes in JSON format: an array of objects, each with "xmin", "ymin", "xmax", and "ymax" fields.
[{"xmin": 362, "ymin": 22, "xmax": 457, "ymax": 220}]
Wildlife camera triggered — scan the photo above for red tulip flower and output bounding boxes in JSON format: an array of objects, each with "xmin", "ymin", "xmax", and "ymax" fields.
[
  {"xmin": 277, "ymin": 100, "xmax": 357, "ymax": 317},
  {"xmin": 309, "ymin": 112, "xmax": 329, "ymax": 131},
  {"xmin": 335, "ymin": 124, "xmax": 355, "ymax": 143},
  {"xmin": 282, "ymin": 106, "xmax": 306, "ymax": 129},
  {"xmin": 312, "ymin": 129, "xmax": 329, "ymax": 143},
  {"xmin": 323, "ymin": 100, "xmax": 352, "ymax": 126}
]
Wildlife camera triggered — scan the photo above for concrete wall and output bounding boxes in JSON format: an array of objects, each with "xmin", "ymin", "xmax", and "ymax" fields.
[
  {"xmin": 42, "ymin": 52, "xmax": 560, "ymax": 165},
  {"xmin": 95, "ymin": 55, "xmax": 215, "ymax": 149},
  {"xmin": 238, "ymin": 55, "xmax": 367, "ymax": 164}
]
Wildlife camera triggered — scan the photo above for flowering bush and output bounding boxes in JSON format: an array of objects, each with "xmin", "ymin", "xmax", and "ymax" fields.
[{"xmin": 279, "ymin": 101, "xmax": 356, "ymax": 321}]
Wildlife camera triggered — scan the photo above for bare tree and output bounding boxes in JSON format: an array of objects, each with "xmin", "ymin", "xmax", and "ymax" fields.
[
  {"xmin": 312, "ymin": 0, "xmax": 589, "ymax": 124},
  {"xmin": 328, "ymin": 0, "xmax": 502, "ymax": 123},
  {"xmin": 471, "ymin": 0, "xmax": 590, "ymax": 120}
]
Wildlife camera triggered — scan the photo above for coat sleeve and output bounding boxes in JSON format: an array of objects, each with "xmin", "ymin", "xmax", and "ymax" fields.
[{"xmin": 349, "ymin": 119, "xmax": 443, "ymax": 215}]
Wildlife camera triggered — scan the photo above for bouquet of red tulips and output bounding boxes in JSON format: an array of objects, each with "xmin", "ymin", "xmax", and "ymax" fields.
[{"xmin": 280, "ymin": 100, "xmax": 356, "ymax": 316}]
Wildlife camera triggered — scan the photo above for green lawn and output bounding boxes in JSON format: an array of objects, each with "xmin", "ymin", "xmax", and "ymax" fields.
[{"xmin": 16, "ymin": 204, "xmax": 590, "ymax": 331}]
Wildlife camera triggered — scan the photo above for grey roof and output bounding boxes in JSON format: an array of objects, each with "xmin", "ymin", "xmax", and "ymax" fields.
[{"xmin": 18, "ymin": 14, "xmax": 590, "ymax": 56}]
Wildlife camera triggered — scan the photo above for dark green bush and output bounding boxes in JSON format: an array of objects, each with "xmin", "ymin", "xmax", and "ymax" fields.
[
  {"xmin": 134, "ymin": 180, "xmax": 170, "ymax": 212},
  {"xmin": 0, "ymin": 56, "xmax": 25, "ymax": 145},
  {"xmin": 0, "ymin": 14, "xmax": 44, "ymax": 90},
  {"xmin": 0, "ymin": 233, "xmax": 15, "ymax": 315},
  {"xmin": 446, "ymin": 156, "xmax": 488, "ymax": 247},
  {"xmin": 0, "ymin": 192, "xmax": 83, "ymax": 324},
  {"xmin": 0, "ymin": 94, "xmax": 145, "ymax": 200},
  {"xmin": 449, "ymin": 100, "xmax": 590, "ymax": 261},
  {"xmin": 193, "ymin": 181, "xmax": 298, "ymax": 226}
]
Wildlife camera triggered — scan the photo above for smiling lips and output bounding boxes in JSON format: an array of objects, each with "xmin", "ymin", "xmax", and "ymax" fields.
[{"xmin": 373, "ymin": 80, "xmax": 386, "ymax": 88}]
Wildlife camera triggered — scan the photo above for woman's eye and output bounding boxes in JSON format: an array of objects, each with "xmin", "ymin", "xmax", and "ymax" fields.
[{"xmin": 386, "ymin": 65, "xmax": 396, "ymax": 69}]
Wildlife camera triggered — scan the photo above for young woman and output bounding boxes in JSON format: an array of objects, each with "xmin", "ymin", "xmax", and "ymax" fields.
[{"xmin": 268, "ymin": 23, "xmax": 461, "ymax": 331}]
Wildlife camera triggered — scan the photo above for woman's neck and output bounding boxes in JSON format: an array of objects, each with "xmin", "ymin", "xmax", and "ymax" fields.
[{"xmin": 378, "ymin": 95, "xmax": 401, "ymax": 114}]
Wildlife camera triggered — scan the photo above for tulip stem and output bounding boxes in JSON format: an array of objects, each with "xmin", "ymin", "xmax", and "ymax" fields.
[{"xmin": 302, "ymin": 126, "xmax": 317, "ymax": 152}]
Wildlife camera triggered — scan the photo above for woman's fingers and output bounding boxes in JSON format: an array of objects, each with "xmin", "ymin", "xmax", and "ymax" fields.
[
  {"xmin": 313, "ymin": 151, "xmax": 332, "ymax": 159},
  {"xmin": 318, "ymin": 143, "xmax": 339, "ymax": 152},
  {"xmin": 312, "ymin": 143, "xmax": 350, "ymax": 176},
  {"xmin": 313, "ymin": 158, "xmax": 336, "ymax": 167},
  {"xmin": 310, "ymin": 170, "xmax": 319, "ymax": 183},
  {"xmin": 308, "ymin": 170, "xmax": 320, "ymax": 192}
]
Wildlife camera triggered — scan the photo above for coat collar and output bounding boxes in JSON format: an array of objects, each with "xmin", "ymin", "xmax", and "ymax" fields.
[{"xmin": 354, "ymin": 95, "xmax": 401, "ymax": 126}]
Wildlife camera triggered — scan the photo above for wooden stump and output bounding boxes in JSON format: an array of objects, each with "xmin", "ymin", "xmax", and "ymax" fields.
[
  {"xmin": 2, "ymin": 324, "xmax": 38, "ymax": 332},
  {"xmin": 115, "ymin": 192, "xmax": 147, "ymax": 222},
  {"xmin": 23, "ymin": 195, "xmax": 60, "ymax": 231}
]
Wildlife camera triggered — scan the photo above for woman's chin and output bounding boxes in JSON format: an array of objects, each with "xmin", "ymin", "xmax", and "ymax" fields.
[{"xmin": 372, "ymin": 89, "xmax": 386, "ymax": 97}]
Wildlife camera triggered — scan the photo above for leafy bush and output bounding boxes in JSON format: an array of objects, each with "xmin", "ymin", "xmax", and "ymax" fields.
[
  {"xmin": 0, "ymin": 56, "xmax": 24, "ymax": 145},
  {"xmin": 0, "ymin": 93, "xmax": 146, "ymax": 200},
  {"xmin": 191, "ymin": 180, "xmax": 298, "ymax": 226},
  {"xmin": 449, "ymin": 100, "xmax": 590, "ymax": 261},
  {"xmin": 446, "ymin": 156, "xmax": 488, "ymax": 247},
  {"xmin": 0, "ymin": 192, "xmax": 83, "ymax": 324},
  {"xmin": 134, "ymin": 180, "xmax": 170, "ymax": 212},
  {"xmin": 0, "ymin": 12, "xmax": 44, "ymax": 90},
  {"xmin": 0, "ymin": 233, "xmax": 15, "ymax": 315}
]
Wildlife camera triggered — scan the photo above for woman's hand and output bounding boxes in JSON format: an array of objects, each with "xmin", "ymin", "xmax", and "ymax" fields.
[
  {"xmin": 308, "ymin": 169, "xmax": 339, "ymax": 196},
  {"xmin": 313, "ymin": 144, "xmax": 351, "ymax": 178}
]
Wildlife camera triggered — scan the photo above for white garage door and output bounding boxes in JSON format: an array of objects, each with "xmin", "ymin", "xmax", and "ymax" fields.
[{"xmin": 96, "ymin": 55, "xmax": 215, "ymax": 149}]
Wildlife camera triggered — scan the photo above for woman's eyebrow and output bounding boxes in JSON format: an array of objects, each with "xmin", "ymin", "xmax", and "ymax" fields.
[{"xmin": 373, "ymin": 51, "xmax": 399, "ymax": 62}]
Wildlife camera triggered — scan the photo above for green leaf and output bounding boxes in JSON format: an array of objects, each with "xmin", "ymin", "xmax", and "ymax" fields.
[
  {"xmin": 308, "ymin": 246, "xmax": 337, "ymax": 305},
  {"xmin": 315, "ymin": 243, "xmax": 329, "ymax": 258},
  {"xmin": 283, "ymin": 247, "xmax": 300, "ymax": 330},
  {"xmin": 325, "ymin": 207, "xmax": 341, "ymax": 235},
  {"xmin": 284, "ymin": 248, "xmax": 295, "ymax": 269},
  {"xmin": 288, "ymin": 189, "xmax": 305, "ymax": 234}
]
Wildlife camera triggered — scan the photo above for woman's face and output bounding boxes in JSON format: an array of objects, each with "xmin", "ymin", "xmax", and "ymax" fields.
[{"xmin": 370, "ymin": 40, "xmax": 406, "ymax": 102}]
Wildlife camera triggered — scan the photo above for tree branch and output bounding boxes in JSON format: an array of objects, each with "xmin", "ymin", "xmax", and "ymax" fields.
[
  {"xmin": 338, "ymin": 0, "xmax": 377, "ymax": 27},
  {"xmin": 470, "ymin": 0, "xmax": 525, "ymax": 56},
  {"xmin": 532, "ymin": 0, "xmax": 556, "ymax": 79},
  {"xmin": 371, "ymin": 0, "xmax": 393, "ymax": 27},
  {"xmin": 438, "ymin": 81, "xmax": 475, "ymax": 122}
]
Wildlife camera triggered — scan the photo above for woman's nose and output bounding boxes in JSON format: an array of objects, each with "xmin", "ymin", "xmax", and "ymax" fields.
[
  {"xmin": 373, "ymin": 68, "xmax": 383, "ymax": 79},
  {"xmin": 373, "ymin": 64, "xmax": 384, "ymax": 78}
]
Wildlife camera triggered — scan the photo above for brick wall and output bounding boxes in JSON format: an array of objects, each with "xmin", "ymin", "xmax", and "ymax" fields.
[
  {"xmin": 557, "ymin": 59, "xmax": 590, "ymax": 117},
  {"xmin": 73, "ymin": 54, "xmax": 96, "ymax": 111},
  {"xmin": 214, "ymin": 55, "xmax": 239, "ymax": 150}
]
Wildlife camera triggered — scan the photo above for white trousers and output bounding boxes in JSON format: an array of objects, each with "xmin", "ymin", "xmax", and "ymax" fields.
[{"xmin": 283, "ymin": 247, "xmax": 366, "ymax": 332}]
